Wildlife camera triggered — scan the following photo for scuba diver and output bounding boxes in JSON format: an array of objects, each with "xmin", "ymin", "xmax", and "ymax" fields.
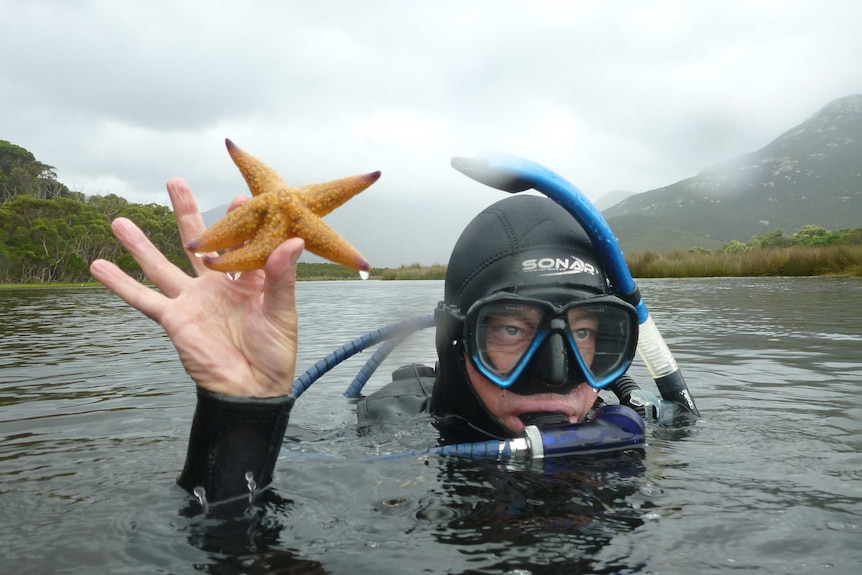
[
  {"xmin": 89, "ymin": 160, "xmax": 698, "ymax": 507},
  {"xmin": 361, "ymin": 194, "xmax": 643, "ymax": 445}
]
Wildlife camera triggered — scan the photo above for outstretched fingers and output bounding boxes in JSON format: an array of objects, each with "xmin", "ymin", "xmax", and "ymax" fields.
[
  {"xmin": 166, "ymin": 177, "xmax": 212, "ymax": 277},
  {"xmin": 89, "ymin": 258, "xmax": 166, "ymax": 322},
  {"xmin": 109, "ymin": 217, "xmax": 191, "ymax": 300}
]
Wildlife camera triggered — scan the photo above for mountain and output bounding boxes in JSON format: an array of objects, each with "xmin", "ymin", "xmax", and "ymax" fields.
[
  {"xmin": 593, "ymin": 189, "xmax": 635, "ymax": 211},
  {"xmin": 603, "ymin": 95, "xmax": 862, "ymax": 252}
]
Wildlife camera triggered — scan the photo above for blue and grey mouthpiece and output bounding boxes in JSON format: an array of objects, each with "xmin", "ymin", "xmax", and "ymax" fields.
[
  {"xmin": 435, "ymin": 404, "xmax": 646, "ymax": 460},
  {"xmin": 516, "ymin": 405, "xmax": 645, "ymax": 458}
]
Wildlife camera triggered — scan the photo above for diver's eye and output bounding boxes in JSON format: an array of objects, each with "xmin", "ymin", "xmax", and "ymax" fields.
[
  {"xmin": 487, "ymin": 322, "xmax": 532, "ymax": 345},
  {"xmin": 572, "ymin": 327, "xmax": 596, "ymax": 343},
  {"xmin": 503, "ymin": 325, "xmax": 522, "ymax": 337}
]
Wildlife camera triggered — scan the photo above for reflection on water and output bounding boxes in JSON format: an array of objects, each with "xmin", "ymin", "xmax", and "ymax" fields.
[{"xmin": 1, "ymin": 278, "xmax": 861, "ymax": 574}]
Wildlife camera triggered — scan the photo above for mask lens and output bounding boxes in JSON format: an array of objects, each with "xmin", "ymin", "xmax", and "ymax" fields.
[
  {"xmin": 466, "ymin": 296, "xmax": 637, "ymax": 389},
  {"xmin": 566, "ymin": 303, "xmax": 636, "ymax": 386},
  {"xmin": 471, "ymin": 301, "xmax": 545, "ymax": 382}
]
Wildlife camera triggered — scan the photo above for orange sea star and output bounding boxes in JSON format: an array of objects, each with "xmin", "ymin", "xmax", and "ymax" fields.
[{"xmin": 187, "ymin": 138, "xmax": 379, "ymax": 275}]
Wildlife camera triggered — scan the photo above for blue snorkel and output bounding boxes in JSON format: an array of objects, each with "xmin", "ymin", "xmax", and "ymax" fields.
[{"xmin": 450, "ymin": 153, "xmax": 699, "ymax": 420}]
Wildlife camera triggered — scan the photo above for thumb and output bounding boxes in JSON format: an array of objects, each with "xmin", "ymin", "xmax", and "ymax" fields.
[{"xmin": 262, "ymin": 238, "xmax": 305, "ymax": 317}]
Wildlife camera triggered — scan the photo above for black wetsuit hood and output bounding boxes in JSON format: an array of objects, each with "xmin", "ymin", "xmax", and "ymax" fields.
[{"xmin": 430, "ymin": 195, "xmax": 611, "ymax": 443}]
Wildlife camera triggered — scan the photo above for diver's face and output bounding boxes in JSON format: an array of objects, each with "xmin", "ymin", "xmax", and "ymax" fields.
[
  {"xmin": 464, "ymin": 356, "xmax": 599, "ymax": 436},
  {"xmin": 480, "ymin": 306, "xmax": 599, "ymax": 374},
  {"xmin": 466, "ymin": 305, "xmax": 601, "ymax": 435}
]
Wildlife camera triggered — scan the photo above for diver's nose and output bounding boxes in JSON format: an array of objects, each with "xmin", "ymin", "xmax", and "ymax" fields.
[{"xmin": 533, "ymin": 329, "xmax": 568, "ymax": 387}]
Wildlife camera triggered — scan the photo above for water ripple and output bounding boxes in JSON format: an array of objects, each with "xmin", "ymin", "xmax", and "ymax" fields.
[{"xmin": 2, "ymin": 279, "xmax": 862, "ymax": 574}]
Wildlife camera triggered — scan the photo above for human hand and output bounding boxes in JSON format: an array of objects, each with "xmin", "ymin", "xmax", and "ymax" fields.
[{"xmin": 89, "ymin": 177, "xmax": 302, "ymax": 398}]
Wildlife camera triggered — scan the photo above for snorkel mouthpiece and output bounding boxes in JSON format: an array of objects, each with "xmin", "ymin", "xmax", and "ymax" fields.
[
  {"xmin": 521, "ymin": 405, "xmax": 645, "ymax": 458},
  {"xmin": 519, "ymin": 412, "xmax": 570, "ymax": 427}
]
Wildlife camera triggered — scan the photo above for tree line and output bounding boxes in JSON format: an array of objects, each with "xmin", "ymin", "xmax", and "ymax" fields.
[
  {"xmin": 1, "ymin": 140, "xmax": 189, "ymax": 284},
  {"xmin": 2, "ymin": 138, "xmax": 860, "ymax": 284},
  {"xmin": 702, "ymin": 225, "xmax": 862, "ymax": 253},
  {"xmin": 0, "ymin": 139, "xmax": 377, "ymax": 284}
]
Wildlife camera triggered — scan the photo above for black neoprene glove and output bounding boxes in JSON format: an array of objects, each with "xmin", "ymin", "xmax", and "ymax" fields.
[{"xmin": 177, "ymin": 388, "xmax": 294, "ymax": 506}]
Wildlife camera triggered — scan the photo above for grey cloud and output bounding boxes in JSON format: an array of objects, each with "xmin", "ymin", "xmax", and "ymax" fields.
[{"xmin": 2, "ymin": 0, "xmax": 862, "ymax": 263}]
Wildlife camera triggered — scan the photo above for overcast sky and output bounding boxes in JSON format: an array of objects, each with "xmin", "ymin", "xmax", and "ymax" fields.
[{"xmin": 2, "ymin": 0, "xmax": 861, "ymax": 267}]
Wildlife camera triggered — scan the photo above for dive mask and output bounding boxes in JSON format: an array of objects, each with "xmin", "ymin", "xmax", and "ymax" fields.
[{"xmin": 438, "ymin": 293, "xmax": 638, "ymax": 390}]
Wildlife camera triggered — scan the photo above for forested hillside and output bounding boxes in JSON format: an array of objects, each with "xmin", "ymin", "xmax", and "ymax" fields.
[{"xmin": 0, "ymin": 140, "xmax": 189, "ymax": 283}]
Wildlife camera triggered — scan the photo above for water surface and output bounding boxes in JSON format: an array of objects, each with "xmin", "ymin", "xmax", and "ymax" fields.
[{"xmin": 1, "ymin": 278, "xmax": 860, "ymax": 574}]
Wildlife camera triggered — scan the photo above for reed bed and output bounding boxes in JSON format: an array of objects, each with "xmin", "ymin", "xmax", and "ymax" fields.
[
  {"xmin": 625, "ymin": 244, "xmax": 862, "ymax": 278},
  {"xmin": 379, "ymin": 245, "xmax": 862, "ymax": 281},
  {"xmin": 381, "ymin": 263, "xmax": 447, "ymax": 280}
]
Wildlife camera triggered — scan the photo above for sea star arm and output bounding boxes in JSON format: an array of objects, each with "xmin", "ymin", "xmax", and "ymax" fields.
[
  {"xmin": 193, "ymin": 197, "xmax": 371, "ymax": 274},
  {"xmin": 225, "ymin": 138, "xmax": 289, "ymax": 198},
  {"xmin": 186, "ymin": 139, "xmax": 378, "ymax": 275},
  {"xmin": 196, "ymin": 219, "xmax": 289, "ymax": 273},
  {"xmin": 300, "ymin": 171, "xmax": 381, "ymax": 217},
  {"xmin": 290, "ymin": 203, "xmax": 371, "ymax": 272},
  {"xmin": 185, "ymin": 197, "xmax": 267, "ymax": 254}
]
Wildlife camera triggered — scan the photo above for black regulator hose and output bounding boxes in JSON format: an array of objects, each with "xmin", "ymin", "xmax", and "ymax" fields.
[{"xmin": 607, "ymin": 374, "xmax": 646, "ymax": 418}]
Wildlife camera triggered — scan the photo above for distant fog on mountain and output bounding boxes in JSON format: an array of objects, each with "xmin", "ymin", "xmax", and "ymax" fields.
[{"xmin": 603, "ymin": 95, "xmax": 862, "ymax": 252}]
